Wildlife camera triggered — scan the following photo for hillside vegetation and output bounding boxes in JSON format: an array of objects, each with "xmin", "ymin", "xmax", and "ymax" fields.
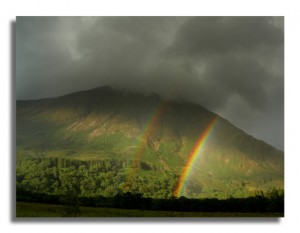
[{"xmin": 16, "ymin": 86, "xmax": 284, "ymax": 199}]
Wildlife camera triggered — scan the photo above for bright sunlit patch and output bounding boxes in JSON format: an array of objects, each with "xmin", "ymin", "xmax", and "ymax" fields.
[{"xmin": 174, "ymin": 116, "xmax": 219, "ymax": 197}]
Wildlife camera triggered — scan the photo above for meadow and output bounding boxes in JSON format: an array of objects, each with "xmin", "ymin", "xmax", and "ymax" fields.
[{"xmin": 16, "ymin": 202, "xmax": 283, "ymax": 217}]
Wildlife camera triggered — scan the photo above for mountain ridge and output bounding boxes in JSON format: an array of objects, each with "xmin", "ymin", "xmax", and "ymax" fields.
[{"xmin": 16, "ymin": 86, "xmax": 284, "ymax": 198}]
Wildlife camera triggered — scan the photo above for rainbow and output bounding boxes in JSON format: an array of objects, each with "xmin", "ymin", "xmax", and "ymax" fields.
[
  {"xmin": 134, "ymin": 102, "xmax": 168, "ymax": 160},
  {"xmin": 173, "ymin": 116, "xmax": 219, "ymax": 197},
  {"xmin": 124, "ymin": 102, "xmax": 168, "ymax": 190}
]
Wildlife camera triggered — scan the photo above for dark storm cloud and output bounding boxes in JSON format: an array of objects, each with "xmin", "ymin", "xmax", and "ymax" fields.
[
  {"xmin": 167, "ymin": 17, "xmax": 283, "ymax": 56},
  {"xmin": 16, "ymin": 17, "xmax": 78, "ymax": 98},
  {"xmin": 16, "ymin": 16, "xmax": 284, "ymax": 150},
  {"xmin": 164, "ymin": 17, "xmax": 283, "ymax": 108}
]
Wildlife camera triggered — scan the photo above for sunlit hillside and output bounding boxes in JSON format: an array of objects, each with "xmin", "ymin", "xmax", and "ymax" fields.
[{"xmin": 16, "ymin": 86, "xmax": 284, "ymax": 199}]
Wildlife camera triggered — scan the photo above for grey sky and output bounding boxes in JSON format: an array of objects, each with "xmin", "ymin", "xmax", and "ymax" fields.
[{"xmin": 16, "ymin": 16, "xmax": 284, "ymax": 150}]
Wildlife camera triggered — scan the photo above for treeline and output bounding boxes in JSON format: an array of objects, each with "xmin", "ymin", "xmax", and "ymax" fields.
[
  {"xmin": 16, "ymin": 187, "xmax": 284, "ymax": 213},
  {"xmin": 18, "ymin": 156, "xmax": 156, "ymax": 170},
  {"xmin": 16, "ymin": 156, "xmax": 284, "ymax": 200},
  {"xmin": 16, "ymin": 157, "xmax": 178, "ymax": 198}
]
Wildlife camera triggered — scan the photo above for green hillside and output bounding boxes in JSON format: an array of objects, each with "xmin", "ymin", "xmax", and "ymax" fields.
[{"xmin": 16, "ymin": 86, "xmax": 284, "ymax": 199}]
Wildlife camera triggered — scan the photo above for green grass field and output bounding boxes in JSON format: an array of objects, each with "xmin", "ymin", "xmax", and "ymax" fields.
[{"xmin": 16, "ymin": 202, "xmax": 283, "ymax": 217}]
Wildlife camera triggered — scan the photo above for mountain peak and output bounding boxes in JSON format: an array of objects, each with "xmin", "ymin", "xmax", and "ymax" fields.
[{"xmin": 16, "ymin": 86, "xmax": 283, "ymax": 198}]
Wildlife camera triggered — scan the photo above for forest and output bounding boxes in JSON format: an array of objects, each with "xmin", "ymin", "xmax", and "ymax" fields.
[
  {"xmin": 16, "ymin": 156, "xmax": 284, "ymax": 216},
  {"xmin": 17, "ymin": 156, "xmax": 178, "ymax": 199}
]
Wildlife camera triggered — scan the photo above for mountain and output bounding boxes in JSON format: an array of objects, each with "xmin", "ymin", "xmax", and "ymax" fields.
[{"xmin": 16, "ymin": 86, "xmax": 284, "ymax": 199}]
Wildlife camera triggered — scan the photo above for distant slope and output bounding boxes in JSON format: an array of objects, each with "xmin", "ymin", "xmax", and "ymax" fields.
[{"xmin": 16, "ymin": 86, "xmax": 284, "ymax": 198}]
